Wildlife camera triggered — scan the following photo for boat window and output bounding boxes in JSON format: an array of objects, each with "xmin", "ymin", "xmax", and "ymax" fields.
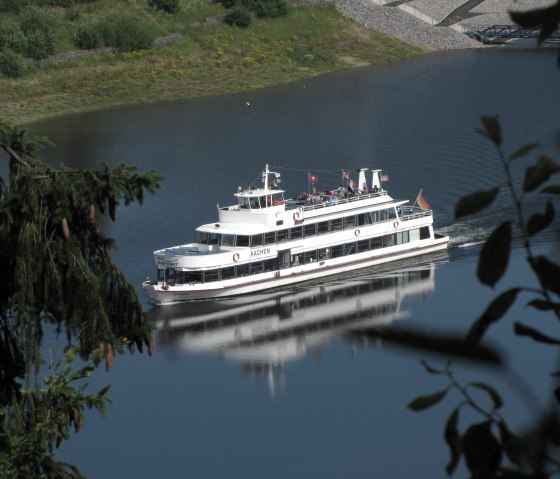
[
  {"xmin": 332, "ymin": 244, "xmax": 344, "ymax": 258},
  {"xmin": 221, "ymin": 234, "xmax": 234, "ymax": 247},
  {"xmin": 165, "ymin": 268, "xmax": 176, "ymax": 286},
  {"xmin": 273, "ymin": 194, "xmax": 283, "ymax": 205},
  {"xmin": 396, "ymin": 231, "xmax": 410, "ymax": 245},
  {"xmin": 344, "ymin": 243, "xmax": 356, "ymax": 255},
  {"xmin": 195, "ymin": 231, "xmax": 208, "ymax": 244},
  {"xmin": 370, "ymin": 211, "xmax": 379, "ymax": 223},
  {"xmin": 303, "ymin": 250, "xmax": 317, "ymax": 263},
  {"xmin": 344, "ymin": 215, "xmax": 356, "ymax": 229},
  {"xmin": 331, "ymin": 218, "xmax": 343, "ymax": 231},
  {"xmin": 304, "ymin": 223, "xmax": 317, "ymax": 237},
  {"xmin": 157, "ymin": 269, "xmax": 165, "ymax": 281},
  {"xmin": 277, "ymin": 229, "xmax": 289, "ymax": 243},
  {"xmin": 236, "ymin": 235, "xmax": 250, "ymax": 247},
  {"xmin": 291, "ymin": 253, "xmax": 302, "ymax": 266},
  {"xmin": 357, "ymin": 213, "xmax": 369, "ymax": 226},
  {"xmin": 420, "ymin": 226, "xmax": 431, "ymax": 240},
  {"xmin": 239, "ymin": 197, "xmax": 250, "ymax": 209},
  {"xmin": 371, "ymin": 237, "xmax": 382, "ymax": 249},
  {"xmin": 264, "ymin": 232, "xmax": 276, "ymax": 245},
  {"xmin": 290, "ymin": 226, "xmax": 303, "ymax": 239},
  {"xmin": 221, "ymin": 266, "xmax": 235, "ymax": 280},
  {"xmin": 208, "ymin": 233, "xmax": 220, "ymax": 245},
  {"xmin": 185, "ymin": 272, "xmax": 202, "ymax": 284},
  {"xmin": 204, "ymin": 269, "xmax": 220, "ymax": 282},
  {"xmin": 318, "ymin": 248, "xmax": 330, "ymax": 260},
  {"xmin": 249, "ymin": 198, "xmax": 260, "ymax": 209},
  {"xmin": 251, "ymin": 234, "xmax": 263, "ymax": 247},
  {"xmin": 263, "ymin": 259, "xmax": 276, "ymax": 272},
  {"xmin": 388, "ymin": 208, "xmax": 397, "ymax": 219},
  {"xmin": 384, "ymin": 234, "xmax": 395, "ymax": 247},
  {"xmin": 358, "ymin": 239, "xmax": 370, "ymax": 252},
  {"xmin": 251, "ymin": 261, "xmax": 264, "ymax": 274},
  {"xmin": 236, "ymin": 263, "xmax": 249, "ymax": 277},
  {"xmin": 318, "ymin": 221, "xmax": 329, "ymax": 234},
  {"xmin": 259, "ymin": 197, "xmax": 267, "ymax": 208}
]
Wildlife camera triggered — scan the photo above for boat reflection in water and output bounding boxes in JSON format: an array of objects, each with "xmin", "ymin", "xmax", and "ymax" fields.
[{"xmin": 149, "ymin": 255, "xmax": 445, "ymax": 393}]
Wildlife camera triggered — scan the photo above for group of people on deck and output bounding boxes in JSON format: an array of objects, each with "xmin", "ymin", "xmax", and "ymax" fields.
[{"xmin": 297, "ymin": 181, "xmax": 380, "ymax": 205}]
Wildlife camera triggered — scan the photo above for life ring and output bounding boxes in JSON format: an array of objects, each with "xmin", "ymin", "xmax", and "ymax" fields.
[
  {"xmin": 355, "ymin": 229, "xmax": 361, "ymax": 237},
  {"xmin": 393, "ymin": 221, "xmax": 399, "ymax": 229},
  {"xmin": 233, "ymin": 252, "xmax": 240, "ymax": 262},
  {"xmin": 162, "ymin": 282, "xmax": 169, "ymax": 290},
  {"xmin": 293, "ymin": 211, "xmax": 301, "ymax": 221}
]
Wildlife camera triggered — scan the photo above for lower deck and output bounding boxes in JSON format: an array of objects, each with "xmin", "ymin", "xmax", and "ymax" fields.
[{"xmin": 143, "ymin": 232, "xmax": 449, "ymax": 304}]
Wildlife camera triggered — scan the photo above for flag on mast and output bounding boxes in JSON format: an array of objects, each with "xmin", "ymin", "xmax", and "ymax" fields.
[{"xmin": 415, "ymin": 189, "xmax": 430, "ymax": 210}]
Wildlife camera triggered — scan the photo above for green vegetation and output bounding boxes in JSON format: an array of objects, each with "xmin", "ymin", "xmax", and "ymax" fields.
[
  {"xmin": 0, "ymin": 0, "xmax": 427, "ymax": 124},
  {"xmin": 0, "ymin": 121, "xmax": 162, "ymax": 477}
]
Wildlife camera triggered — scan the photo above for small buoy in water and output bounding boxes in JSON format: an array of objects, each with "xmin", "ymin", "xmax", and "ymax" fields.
[{"xmin": 246, "ymin": 101, "xmax": 250, "ymax": 106}]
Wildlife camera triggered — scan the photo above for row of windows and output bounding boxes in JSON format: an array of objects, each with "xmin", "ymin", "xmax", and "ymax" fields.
[
  {"xmin": 195, "ymin": 208, "xmax": 398, "ymax": 247},
  {"xmin": 160, "ymin": 228, "xmax": 427, "ymax": 285}
]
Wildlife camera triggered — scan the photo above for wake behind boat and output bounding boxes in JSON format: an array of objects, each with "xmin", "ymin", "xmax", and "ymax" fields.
[{"xmin": 143, "ymin": 165, "xmax": 449, "ymax": 304}]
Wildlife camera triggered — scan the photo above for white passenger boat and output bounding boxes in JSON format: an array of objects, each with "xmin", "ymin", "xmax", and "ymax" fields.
[{"xmin": 143, "ymin": 165, "xmax": 449, "ymax": 304}]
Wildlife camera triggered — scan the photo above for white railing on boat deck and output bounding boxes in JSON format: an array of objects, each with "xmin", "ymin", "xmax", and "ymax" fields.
[
  {"xmin": 398, "ymin": 205, "xmax": 432, "ymax": 221},
  {"xmin": 156, "ymin": 247, "xmax": 199, "ymax": 260},
  {"xmin": 297, "ymin": 190, "xmax": 389, "ymax": 212}
]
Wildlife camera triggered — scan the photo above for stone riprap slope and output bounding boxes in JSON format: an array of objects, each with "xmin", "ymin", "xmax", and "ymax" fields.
[{"xmin": 334, "ymin": 0, "xmax": 552, "ymax": 50}]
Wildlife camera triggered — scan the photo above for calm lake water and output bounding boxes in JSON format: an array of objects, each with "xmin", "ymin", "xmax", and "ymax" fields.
[{"xmin": 28, "ymin": 47, "xmax": 560, "ymax": 478}]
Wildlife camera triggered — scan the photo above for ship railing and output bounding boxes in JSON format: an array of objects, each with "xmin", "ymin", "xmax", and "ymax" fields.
[
  {"xmin": 156, "ymin": 247, "xmax": 200, "ymax": 260},
  {"xmin": 398, "ymin": 205, "xmax": 432, "ymax": 221},
  {"xmin": 294, "ymin": 190, "xmax": 388, "ymax": 212}
]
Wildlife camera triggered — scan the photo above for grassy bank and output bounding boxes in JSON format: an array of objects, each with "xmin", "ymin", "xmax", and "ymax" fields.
[{"xmin": 0, "ymin": 3, "xmax": 428, "ymax": 124}]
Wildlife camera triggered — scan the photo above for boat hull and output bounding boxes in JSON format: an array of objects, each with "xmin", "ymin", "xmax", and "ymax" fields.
[{"xmin": 143, "ymin": 236, "xmax": 448, "ymax": 304}]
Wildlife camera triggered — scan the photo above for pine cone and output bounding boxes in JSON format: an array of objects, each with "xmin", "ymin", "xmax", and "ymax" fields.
[
  {"xmin": 72, "ymin": 407, "xmax": 81, "ymax": 433},
  {"xmin": 105, "ymin": 343, "xmax": 113, "ymax": 371},
  {"xmin": 61, "ymin": 217, "xmax": 69, "ymax": 239},
  {"xmin": 88, "ymin": 204, "xmax": 95, "ymax": 224},
  {"xmin": 97, "ymin": 342, "xmax": 104, "ymax": 362}
]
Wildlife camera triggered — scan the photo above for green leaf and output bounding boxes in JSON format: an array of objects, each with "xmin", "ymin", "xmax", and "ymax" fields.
[
  {"xmin": 408, "ymin": 388, "xmax": 448, "ymax": 411},
  {"xmin": 468, "ymin": 382, "xmax": 503, "ymax": 410},
  {"xmin": 523, "ymin": 155, "xmax": 560, "ymax": 192},
  {"xmin": 466, "ymin": 288, "xmax": 520, "ymax": 344},
  {"xmin": 348, "ymin": 328, "xmax": 503, "ymax": 365},
  {"xmin": 510, "ymin": 4, "xmax": 560, "ymax": 45},
  {"xmin": 514, "ymin": 322, "xmax": 560, "ymax": 345},
  {"xmin": 462, "ymin": 421, "xmax": 502, "ymax": 476},
  {"xmin": 97, "ymin": 384, "xmax": 111, "ymax": 397},
  {"xmin": 508, "ymin": 143, "xmax": 539, "ymax": 161},
  {"xmin": 498, "ymin": 422, "xmax": 523, "ymax": 466},
  {"xmin": 455, "ymin": 187, "xmax": 500, "ymax": 219},
  {"xmin": 477, "ymin": 221, "xmax": 512, "ymax": 288},
  {"xmin": 420, "ymin": 359, "xmax": 447, "ymax": 375},
  {"xmin": 541, "ymin": 184, "xmax": 560, "ymax": 195},
  {"xmin": 477, "ymin": 115, "xmax": 502, "ymax": 146},
  {"xmin": 444, "ymin": 408, "xmax": 462, "ymax": 476},
  {"xmin": 527, "ymin": 299, "xmax": 560, "ymax": 312},
  {"xmin": 526, "ymin": 200, "xmax": 554, "ymax": 236},
  {"xmin": 529, "ymin": 255, "xmax": 560, "ymax": 296}
]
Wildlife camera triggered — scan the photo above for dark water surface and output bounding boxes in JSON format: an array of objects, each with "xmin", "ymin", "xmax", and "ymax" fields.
[{"xmin": 28, "ymin": 48, "xmax": 560, "ymax": 478}]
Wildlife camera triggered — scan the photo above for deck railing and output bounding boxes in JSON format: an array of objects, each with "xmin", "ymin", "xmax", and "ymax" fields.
[
  {"xmin": 398, "ymin": 205, "xmax": 432, "ymax": 221},
  {"xmin": 292, "ymin": 190, "xmax": 388, "ymax": 212}
]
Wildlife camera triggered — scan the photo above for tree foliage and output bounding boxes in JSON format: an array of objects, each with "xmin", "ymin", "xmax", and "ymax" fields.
[{"xmin": 0, "ymin": 120, "xmax": 162, "ymax": 476}]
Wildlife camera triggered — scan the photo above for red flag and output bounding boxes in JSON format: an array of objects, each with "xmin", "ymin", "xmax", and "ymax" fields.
[{"xmin": 309, "ymin": 174, "xmax": 319, "ymax": 183}]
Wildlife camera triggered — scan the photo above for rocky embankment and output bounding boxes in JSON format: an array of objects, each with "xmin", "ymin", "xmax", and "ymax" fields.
[{"xmin": 333, "ymin": 0, "xmax": 483, "ymax": 50}]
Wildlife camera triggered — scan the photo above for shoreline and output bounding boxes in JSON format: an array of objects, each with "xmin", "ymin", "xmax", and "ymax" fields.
[{"xmin": 2, "ymin": 1, "xmax": 548, "ymax": 125}]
